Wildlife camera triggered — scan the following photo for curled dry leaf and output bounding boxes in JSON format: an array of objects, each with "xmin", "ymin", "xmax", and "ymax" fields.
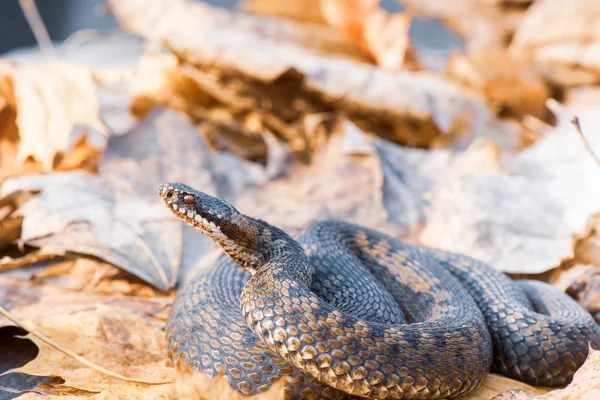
[
  {"xmin": 445, "ymin": 51, "xmax": 551, "ymax": 120},
  {"xmin": 492, "ymin": 347, "xmax": 600, "ymax": 400},
  {"xmin": 321, "ymin": 0, "xmax": 419, "ymax": 71},
  {"xmin": 397, "ymin": 0, "xmax": 530, "ymax": 51},
  {"xmin": 110, "ymin": 0, "xmax": 515, "ymax": 150},
  {"xmin": 239, "ymin": 0, "xmax": 327, "ymax": 25},
  {"xmin": 0, "ymin": 61, "xmax": 20, "ymax": 181},
  {"xmin": 510, "ymin": 0, "xmax": 600, "ymax": 86},
  {"xmin": 12, "ymin": 60, "xmax": 108, "ymax": 172}
]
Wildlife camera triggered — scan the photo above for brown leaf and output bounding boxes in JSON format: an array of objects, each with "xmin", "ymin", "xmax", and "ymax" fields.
[
  {"xmin": 510, "ymin": 0, "xmax": 600, "ymax": 87},
  {"xmin": 0, "ymin": 274, "xmax": 173, "ymax": 397},
  {"xmin": 12, "ymin": 60, "xmax": 108, "ymax": 171},
  {"xmin": 0, "ymin": 61, "xmax": 26, "ymax": 181},
  {"xmin": 492, "ymin": 347, "xmax": 600, "ymax": 399},
  {"xmin": 110, "ymin": 0, "xmax": 515, "ymax": 150},
  {"xmin": 321, "ymin": 0, "xmax": 419, "ymax": 71},
  {"xmin": 239, "ymin": 0, "xmax": 327, "ymax": 25},
  {"xmin": 445, "ymin": 51, "xmax": 551, "ymax": 120},
  {"xmin": 397, "ymin": 0, "xmax": 529, "ymax": 51}
]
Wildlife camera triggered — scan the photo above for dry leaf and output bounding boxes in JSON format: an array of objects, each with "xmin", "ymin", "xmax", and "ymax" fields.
[
  {"xmin": 321, "ymin": 0, "xmax": 419, "ymax": 71},
  {"xmin": 398, "ymin": 0, "xmax": 530, "ymax": 51},
  {"xmin": 492, "ymin": 347, "xmax": 600, "ymax": 399},
  {"xmin": 239, "ymin": 0, "xmax": 327, "ymax": 25},
  {"xmin": 422, "ymin": 103, "xmax": 600, "ymax": 274},
  {"xmin": 110, "ymin": 0, "xmax": 515, "ymax": 150},
  {"xmin": 510, "ymin": 0, "xmax": 600, "ymax": 86},
  {"xmin": 12, "ymin": 60, "xmax": 108, "ymax": 171},
  {"xmin": 0, "ymin": 272, "xmax": 173, "ymax": 398},
  {"xmin": 0, "ymin": 171, "xmax": 180, "ymax": 290},
  {"xmin": 0, "ymin": 62, "xmax": 21, "ymax": 181},
  {"xmin": 445, "ymin": 51, "xmax": 550, "ymax": 120},
  {"xmin": 421, "ymin": 171, "xmax": 574, "ymax": 274}
]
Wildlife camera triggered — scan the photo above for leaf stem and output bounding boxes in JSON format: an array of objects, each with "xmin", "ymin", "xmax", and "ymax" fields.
[{"xmin": 572, "ymin": 116, "xmax": 600, "ymax": 167}]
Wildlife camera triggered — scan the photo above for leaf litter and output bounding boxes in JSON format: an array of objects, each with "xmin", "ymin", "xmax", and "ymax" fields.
[{"xmin": 1, "ymin": 0, "xmax": 600, "ymax": 399}]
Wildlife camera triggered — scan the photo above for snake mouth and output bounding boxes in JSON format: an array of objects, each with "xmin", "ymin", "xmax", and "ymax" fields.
[{"xmin": 159, "ymin": 183, "xmax": 230, "ymax": 237}]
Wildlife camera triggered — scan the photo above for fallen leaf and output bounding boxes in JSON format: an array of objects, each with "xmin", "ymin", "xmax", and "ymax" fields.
[
  {"xmin": 0, "ymin": 275, "xmax": 173, "ymax": 397},
  {"xmin": 12, "ymin": 60, "xmax": 109, "ymax": 171},
  {"xmin": 422, "ymin": 103, "xmax": 600, "ymax": 274},
  {"xmin": 421, "ymin": 171, "xmax": 574, "ymax": 274},
  {"xmin": 492, "ymin": 347, "xmax": 600, "ymax": 399},
  {"xmin": 321, "ymin": 0, "xmax": 419, "ymax": 71},
  {"xmin": 445, "ymin": 51, "xmax": 551, "ymax": 120},
  {"xmin": 110, "ymin": 0, "xmax": 516, "ymax": 150},
  {"xmin": 0, "ymin": 170, "xmax": 178, "ymax": 290},
  {"xmin": 0, "ymin": 63, "xmax": 20, "ymax": 182},
  {"xmin": 510, "ymin": 0, "xmax": 600, "ymax": 86},
  {"xmin": 239, "ymin": 0, "xmax": 327, "ymax": 25},
  {"xmin": 397, "ymin": 0, "xmax": 529, "ymax": 51}
]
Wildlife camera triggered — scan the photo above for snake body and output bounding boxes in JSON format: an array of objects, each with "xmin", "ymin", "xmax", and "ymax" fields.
[{"xmin": 160, "ymin": 183, "xmax": 600, "ymax": 399}]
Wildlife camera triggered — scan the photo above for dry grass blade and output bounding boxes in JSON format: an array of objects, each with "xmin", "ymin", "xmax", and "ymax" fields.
[
  {"xmin": 572, "ymin": 116, "xmax": 600, "ymax": 168},
  {"xmin": 18, "ymin": 0, "xmax": 57, "ymax": 58},
  {"xmin": 0, "ymin": 304, "xmax": 171, "ymax": 385}
]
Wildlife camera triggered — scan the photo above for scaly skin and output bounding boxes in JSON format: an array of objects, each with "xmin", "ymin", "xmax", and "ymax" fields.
[{"xmin": 160, "ymin": 183, "xmax": 600, "ymax": 399}]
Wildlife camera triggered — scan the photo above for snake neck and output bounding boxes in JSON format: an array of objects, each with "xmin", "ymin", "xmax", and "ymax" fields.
[{"xmin": 222, "ymin": 215, "xmax": 312, "ymax": 285}]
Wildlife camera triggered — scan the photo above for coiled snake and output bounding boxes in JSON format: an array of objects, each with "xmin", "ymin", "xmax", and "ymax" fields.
[{"xmin": 160, "ymin": 183, "xmax": 600, "ymax": 399}]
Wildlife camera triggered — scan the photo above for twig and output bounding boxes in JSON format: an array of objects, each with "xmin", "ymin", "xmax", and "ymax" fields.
[
  {"xmin": 18, "ymin": 0, "xmax": 57, "ymax": 58},
  {"xmin": 571, "ymin": 116, "xmax": 600, "ymax": 167},
  {"xmin": 0, "ymin": 304, "xmax": 171, "ymax": 385}
]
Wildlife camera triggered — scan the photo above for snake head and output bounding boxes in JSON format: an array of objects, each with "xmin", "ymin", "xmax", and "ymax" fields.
[
  {"xmin": 159, "ymin": 182, "xmax": 265, "ymax": 271},
  {"xmin": 159, "ymin": 183, "xmax": 238, "ymax": 236}
]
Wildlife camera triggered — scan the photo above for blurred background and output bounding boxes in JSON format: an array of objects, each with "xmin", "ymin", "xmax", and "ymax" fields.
[{"xmin": 0, "ymin": 0, "xmax": 462, "ymax": 57}]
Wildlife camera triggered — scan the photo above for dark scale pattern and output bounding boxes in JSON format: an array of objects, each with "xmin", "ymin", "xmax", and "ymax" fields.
[
  {"xmin": 160, "ymin": 183, "xmax": 600, "ymax": 399},
  {"xmin": 426, "ymin": 250, "xmax": 600, "ymax": 387}
]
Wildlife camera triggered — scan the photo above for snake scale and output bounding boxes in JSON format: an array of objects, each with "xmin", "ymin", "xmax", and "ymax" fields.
[{"xmin": 160, "ymin": 183, "xmax": 600, "ymax": 399}]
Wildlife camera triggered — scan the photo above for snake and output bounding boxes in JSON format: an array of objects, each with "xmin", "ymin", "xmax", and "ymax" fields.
[{"xmin": 159, "ymin": 183, "xmax": 600, "ymax": 399}]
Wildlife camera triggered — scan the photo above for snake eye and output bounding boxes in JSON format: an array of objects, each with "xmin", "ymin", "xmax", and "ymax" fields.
[{"xmin": 184, "ymin": 195, "xmax": 194, "ymax": 205}]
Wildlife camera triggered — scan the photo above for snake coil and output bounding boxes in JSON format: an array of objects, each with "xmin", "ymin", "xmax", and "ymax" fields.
[{"xmin": 160, "ymin": 183, "xmax": 600, "ymax": 399}]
